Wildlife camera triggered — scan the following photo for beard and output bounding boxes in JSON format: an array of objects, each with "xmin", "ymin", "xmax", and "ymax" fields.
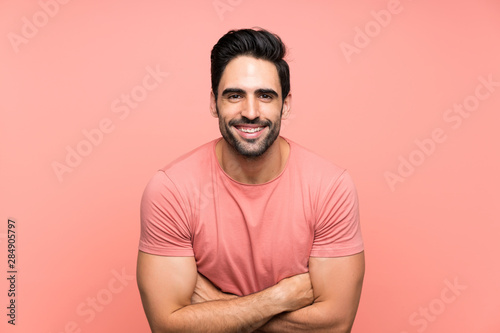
[{"xmin": 217, "ymin": 105, "xmax": 282, "ymax": 159}]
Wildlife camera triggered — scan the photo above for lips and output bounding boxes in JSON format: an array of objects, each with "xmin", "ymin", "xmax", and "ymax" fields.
[
  {"xmin": 236, "ymin": 126, "xmax": 264, "ymax": 133},
  {"xmin": 234, "ymin": 125, "xmax": 266, "ymax": 138}
]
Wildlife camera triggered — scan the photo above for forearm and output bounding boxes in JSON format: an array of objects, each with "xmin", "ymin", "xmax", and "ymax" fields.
[
  {"xmin": 153, "ymin": 285, "xmax": 288, "ymax": 333},
  {"xmin": 257, "ymin": 301, "xmax": 351, "ymax": 333},
  {"xmin": 258, "ymin": 253, "xmax": 365, "ymax": 332}
]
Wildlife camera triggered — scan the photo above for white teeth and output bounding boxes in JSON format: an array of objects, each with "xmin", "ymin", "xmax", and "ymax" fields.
[{"xmin": 239, "ymin": 127, "xmax": 263, "ymax": 133}]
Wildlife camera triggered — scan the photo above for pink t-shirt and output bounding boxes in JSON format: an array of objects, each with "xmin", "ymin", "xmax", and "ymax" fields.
[{"xmin": 139, "ymin": 136, "xmax": 363, "ymax": 296}]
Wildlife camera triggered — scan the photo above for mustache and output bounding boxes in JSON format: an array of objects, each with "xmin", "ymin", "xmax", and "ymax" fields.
[{"xmin": 228, "ymin": 118, "xmax": 272, "ymax": 127}]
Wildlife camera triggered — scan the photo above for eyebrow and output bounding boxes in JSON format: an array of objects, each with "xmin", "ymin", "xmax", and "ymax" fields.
[
  {"xmin": 221, "ymin": 88, "xmax": 279, "ymax": 98},
  {"xmin": 222, "ymin": 88, "xmax": 246, "ymax": 96},
  {"xmin": 255, "ymin": 88, "xmax": 279, "ymax": 98}
]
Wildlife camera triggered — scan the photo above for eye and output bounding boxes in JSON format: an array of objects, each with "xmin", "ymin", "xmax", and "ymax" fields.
[
  {"xmin": 260, "ymin": 94, "xmax": 272, "ymax": 100},
  {"xmin": 228, "ymin": 94, "xmax": 241, "ymax": 99}
]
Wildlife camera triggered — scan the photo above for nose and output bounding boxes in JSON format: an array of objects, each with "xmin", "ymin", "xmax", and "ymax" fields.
[{"xmin": 240, "ymin": 95, "xmax": 260, "ymax": 120}]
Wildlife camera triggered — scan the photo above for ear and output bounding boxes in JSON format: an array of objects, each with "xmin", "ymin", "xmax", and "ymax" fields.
[
  {"xmin": 281, "ymin": 91, "xmax": 292, "ymax": 119},
  {"xmin": 210, "ymin": 90, "xmax": 218, "ymax": 118}
]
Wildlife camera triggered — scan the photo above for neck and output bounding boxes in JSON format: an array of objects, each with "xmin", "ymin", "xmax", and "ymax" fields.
[{"xmin": 216, "ymin": 136, "xmax": 290, "ymax": 184}]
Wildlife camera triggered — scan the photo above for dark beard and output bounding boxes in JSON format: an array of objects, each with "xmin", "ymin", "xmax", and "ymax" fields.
[{"xmin": 217, "ymin": 105, "xmax": 282, "ymax": 159}]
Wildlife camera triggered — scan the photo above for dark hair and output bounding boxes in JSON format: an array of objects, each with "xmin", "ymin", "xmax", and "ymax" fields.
[{"xmin": 210, "ymin": 28, "xmax": 290, "ymax": 101}]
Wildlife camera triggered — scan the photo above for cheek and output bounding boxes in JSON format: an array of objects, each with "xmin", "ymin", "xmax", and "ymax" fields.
[
  {"xmin": 218, "ymin": 102, "xmax": 241, "ymax": 116},
  {"xmin": 267, "ymin": 104, "xmax": 284, "ymax": 120}
]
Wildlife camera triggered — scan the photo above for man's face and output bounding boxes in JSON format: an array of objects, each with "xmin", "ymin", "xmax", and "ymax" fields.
[{"xmin": 211, "ymin": 56, "xmax": 290, "ymax": 158}]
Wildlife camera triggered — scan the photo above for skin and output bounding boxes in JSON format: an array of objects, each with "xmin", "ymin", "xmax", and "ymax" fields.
[
  {"xmin": 137, "ymin": 55, "xmax": 365, "ymax": 332},
  {"xmin": 191, "ymin": 255, "xmax": 365, "ymax": 333},
  {"xmin": 209, "ymin": 56, "xmax": 291, "ymax": 184}
]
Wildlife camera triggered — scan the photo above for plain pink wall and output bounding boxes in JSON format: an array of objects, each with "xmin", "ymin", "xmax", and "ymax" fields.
[{"xmin": 1, "ymin": 1, "xmax": 499, "ymax": 332}]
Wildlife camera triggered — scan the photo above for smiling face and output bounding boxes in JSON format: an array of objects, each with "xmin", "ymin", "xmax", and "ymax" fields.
[{"xmin": 210, "ymin": 56, "xmax": 291, "ymax": 158}]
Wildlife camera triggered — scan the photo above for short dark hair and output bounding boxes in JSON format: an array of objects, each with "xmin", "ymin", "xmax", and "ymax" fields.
[{"xmin": 210, "ymin": 28, "xmax": 290, "ymax": 101}]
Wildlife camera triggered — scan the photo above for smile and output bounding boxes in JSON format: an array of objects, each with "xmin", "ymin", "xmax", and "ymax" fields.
[
  {"xmin": 239, "ymin": 127, "xmax": 264, "ymax": 133},
  {"xmin": 234, "ymin": 125, "xmax": 267, "ymax": 139}
]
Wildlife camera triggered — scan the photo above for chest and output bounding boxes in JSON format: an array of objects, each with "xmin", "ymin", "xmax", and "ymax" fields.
[{"xmin": 190, "ymin": 185, "xmax": 316, "ymax": 294}]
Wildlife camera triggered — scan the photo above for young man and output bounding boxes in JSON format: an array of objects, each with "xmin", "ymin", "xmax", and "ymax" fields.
[{"xmin": 137, "ymin": 28, "xmax": 365, "ymax": 332}]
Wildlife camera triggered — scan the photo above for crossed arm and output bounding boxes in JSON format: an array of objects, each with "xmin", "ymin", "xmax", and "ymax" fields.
[{"xmin": 137, "ymin": 251, "xmax": 364, "ymax": 332}]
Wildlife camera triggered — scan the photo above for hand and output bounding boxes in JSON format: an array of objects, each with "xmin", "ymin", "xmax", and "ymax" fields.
[
  {"xmin": 276, "ymin": 273, "xmax": 314, "ymax": 312},
  {"xmin": 191, "ymin": 273, "xmax": 237, "ymax": 304}
]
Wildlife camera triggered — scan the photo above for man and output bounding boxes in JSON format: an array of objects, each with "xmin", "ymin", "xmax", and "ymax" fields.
[{"xmin": 137, "ymin": 28, "xmax": 365, "ymax": 332}]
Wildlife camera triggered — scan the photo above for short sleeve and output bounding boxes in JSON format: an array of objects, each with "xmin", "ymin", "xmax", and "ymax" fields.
[
  {"xmin": 138, "ymin": 171, "xmax": 194, "ymax": 256},
  {"xmin": 310, "ymin": 170, "xmax": 364, "ymax": 257}
]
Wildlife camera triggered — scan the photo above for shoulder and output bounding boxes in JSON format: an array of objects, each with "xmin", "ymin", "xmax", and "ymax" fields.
[
  {"xmin": 285, "ymin": 137, "xmax": 348, "ymax": 186},
  {"xmin": 143, "ymin": 139, "xmax": 218, "ymax": 198},
  {"xmin": 160, "ymin": 139, "xmax": 217, "ymax": 175}
]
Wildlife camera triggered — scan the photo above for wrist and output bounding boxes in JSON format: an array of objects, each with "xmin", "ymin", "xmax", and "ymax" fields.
[
  {"xmin": 271, "ymin": 273, "xmax": 314, "ymax": 312},
  {"xmin": 268, "ymin": 282, "xmax": 294, "ymax": 313}
]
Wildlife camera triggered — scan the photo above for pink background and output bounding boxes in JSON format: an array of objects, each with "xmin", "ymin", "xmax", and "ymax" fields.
[{"xmin": 1, "ymin": 1, "xmax": 499, "ymax": 332}]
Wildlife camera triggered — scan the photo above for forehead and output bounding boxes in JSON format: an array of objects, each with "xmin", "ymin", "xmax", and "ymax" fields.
[{"xmin": 219, "ymin": 56, "xmax": 281, "ymax": 94}]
